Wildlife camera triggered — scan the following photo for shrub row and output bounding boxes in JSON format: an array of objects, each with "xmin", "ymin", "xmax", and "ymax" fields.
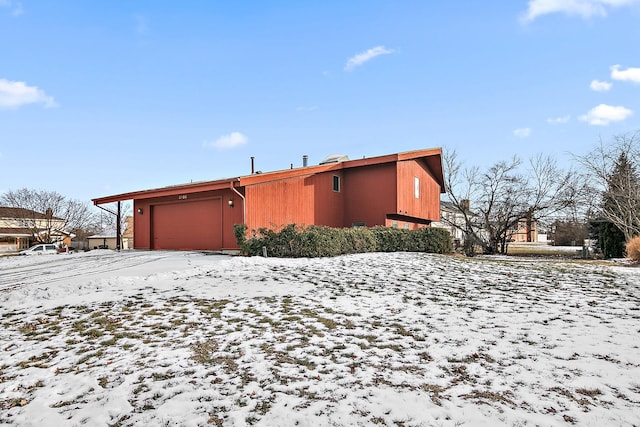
[{"xmin": 234, "ymin": 224, "xmax": 452, "ymax": 258}]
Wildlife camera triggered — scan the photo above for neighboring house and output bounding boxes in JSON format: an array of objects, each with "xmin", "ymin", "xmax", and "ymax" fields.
[
  {"xmin": 508, "ymin": 217, "xmax": 539, "ymax": 243},
  {"xmin": 122, "ymin": 216, "xmax": 134, "ymax": 249},
  {"xmin": 431, "ymin": 200, "xmax": 487, "ymax": 250},
  {"xmin": 0, "ymin": 207, "xmax": 67, "ymax": 253},
  {"xmin": 87, "ymin": 217, "xmax": 134, "ymax": 251},
  {"xmin": 87, "ymin": 234, "xmax": 119, "ymax": 250},
  {"xmin": 431, "ymin": 201, "xmax": 468, "ymax": 249},
  {"xmin": 92, "ymin": 148, "xmax": 445, "ymax": 251}
]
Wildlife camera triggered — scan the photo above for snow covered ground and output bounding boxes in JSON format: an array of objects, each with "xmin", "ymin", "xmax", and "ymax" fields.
[{"xmin": 1, "ymin": 250, "xmax": 639, "ymax": 426}]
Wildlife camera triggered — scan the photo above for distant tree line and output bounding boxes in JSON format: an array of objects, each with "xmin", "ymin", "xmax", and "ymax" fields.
[{"xmin": 443, "ymin": 130, "xmax": 640, "ymax": 258}]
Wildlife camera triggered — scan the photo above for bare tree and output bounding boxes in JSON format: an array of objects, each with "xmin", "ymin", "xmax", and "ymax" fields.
[
  {"xmin": 575, "ymin": 131, "xmax": 640, "ymax": 242},
  {"xmin": 95, "ymin": 202, "xmax": 132, "ymax": 234},
  {"xmin": 1, "ymin": 188, "xmax": 96, "ymax": 244},
  {"xmin": 443, "ymin": 149, "xmax": 578, "ymax": 255}
]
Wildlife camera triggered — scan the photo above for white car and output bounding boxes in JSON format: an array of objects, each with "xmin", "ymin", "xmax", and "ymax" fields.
[{"xmin": 19, "ymin": 244, "xmax": 58, "ymax": 255}]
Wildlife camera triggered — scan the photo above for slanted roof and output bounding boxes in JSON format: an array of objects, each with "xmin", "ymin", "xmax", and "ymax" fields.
[
  {"xmin": 0, "ymin": 227, "xmax": 32, "ymax": 237},
  {"xmin": 0, "ymin": 206, "xmax": 64, "ymax": 221},
  {"xmin": 92, "ymin": 177, "xmax": 241, "ymax": 205},
  {"xmin": 240, "ymin": 148, "xmax": 445, "ymax": 189},
  {"xmin": 92, "ymin": 148, "xmax": 445, "ymax": 204}
]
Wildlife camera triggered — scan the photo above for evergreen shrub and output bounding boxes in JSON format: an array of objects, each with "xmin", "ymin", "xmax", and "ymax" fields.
[{"xmin": 235, "ymin": 223, "xmax": 452, "ymax": 258}]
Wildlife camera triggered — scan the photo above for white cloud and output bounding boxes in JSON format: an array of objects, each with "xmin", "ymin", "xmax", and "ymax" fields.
[
  {"xmin": 295, "ymin": 106, "xmax": 318, "ymax": 112},
  {"xmin": 579, "ymin": 104, "xmax": 633, "ymax": 125},
  {"xmin": 344, "ymin": 46, "xmax": 394, "ymax": 71},
  {"xmin": 513, "ymin": 128, "xmax": 532, "ymax": 138},
  {"xmin": 0, "ymin": 0, "xmax": 24, "ymax": 16},
  {"xmin": 590, "ymin": 79, "xmax": 612, "ymax": 91},
  {"xmin": 547, "ymin": 114, "xmax": 571, "ymax": 124},
  {"xmin": 520, "ymin": 0, "xmax": 640, "ymax": 23},
  {"xmin": 203, "ymin": 132, "xmax": 248, "ymax": 150},
  {"xmin": 0, "ymin": 78, "xmax": 57, "ymax": 109},
  {"xmin": 610, "ymin": 64, "xmax": 640, "ymax": 83}
]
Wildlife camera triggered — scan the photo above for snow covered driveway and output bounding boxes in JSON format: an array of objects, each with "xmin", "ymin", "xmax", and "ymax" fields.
[{"xmin": 1, "ymin": 251, "xmax": 639, "ymax": 426}]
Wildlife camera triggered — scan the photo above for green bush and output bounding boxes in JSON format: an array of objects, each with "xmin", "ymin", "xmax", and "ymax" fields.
[
  {"xmin": 235, "ymin": 223, "xmax": 452, "ymax": 258},
  {"xmin": 413, "ymin": 227, "xmax": 453, "ymax": 254}
]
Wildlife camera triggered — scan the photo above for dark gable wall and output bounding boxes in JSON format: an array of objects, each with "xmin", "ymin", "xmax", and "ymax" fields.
[{"xmin": 343, "ymin": 163, "xmax": 397, "ymax": 227}]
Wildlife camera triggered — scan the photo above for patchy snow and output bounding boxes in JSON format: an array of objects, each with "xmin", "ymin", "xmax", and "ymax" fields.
[{"xmin": 1, "ymin": 250, "xmax": 639, "ymax": 426}]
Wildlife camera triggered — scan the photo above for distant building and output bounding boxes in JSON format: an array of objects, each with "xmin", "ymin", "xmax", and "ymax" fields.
[
  {"xmin": 432, "ymin": 201, "xmax": 467, "ymax": 248},
  {"xmin": 87, "ymin": 217, "xmax": 134, "ymax": 250},
  {"xmin": 0, "ymin": 207, "xmax": 69, "ymax": 253},
  {"xmin": 122, "ymin": 216, "xmax": 134, "ymax": 249},
  {"xmin": 431, "ymin": 199, "xmax": 485, "ymax": 250},
  {"xmin": 92, "ymin": 148, "xmax": 445, "ymax": 251},
  {"xmin": 509, "ymin": 217, "xmax": 539, "ymax": 243}
]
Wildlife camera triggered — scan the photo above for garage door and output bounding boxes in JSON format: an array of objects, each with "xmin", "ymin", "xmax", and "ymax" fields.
[{"xmin": 151, "ymin": 198, "xmax": 222, "ymax": 250}]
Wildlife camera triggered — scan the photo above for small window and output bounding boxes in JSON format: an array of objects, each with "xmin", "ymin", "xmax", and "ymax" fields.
[
  {"xmin": 352, "ymin": 221, "xmax": 365, "ymax": 227},
  {"xmin": 333, "ymin": 175, "xmax": 340, "ymax": 192},
  {"xmin": 414, "ymin": 177, "xmax": 420, "ymax": 199},
  {"xmin": 392, "ymin": 221, "xmax": 398, "ymax": 228},
  {"xmin": 403, "ymin": 223, "xmax": 410, "ymax": 230}
]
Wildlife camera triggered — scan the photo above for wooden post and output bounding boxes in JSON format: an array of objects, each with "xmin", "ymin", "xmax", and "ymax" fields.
[{"xmin": 116, "ymin": 201, "xmax": 121, "ymax": 251}]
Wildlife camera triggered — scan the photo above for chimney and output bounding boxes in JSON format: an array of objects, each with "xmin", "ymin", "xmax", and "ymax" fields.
[
  {"xmin": 251, "ymin": 156, "xmax": 255, "ymax": 174},
  {"xmin": 461, "ymin": 199, "xmax": 470, "ymax": 211},
  {"xmin": 303, "ymin": 155, "xmax": 308, "ymax": 167}
]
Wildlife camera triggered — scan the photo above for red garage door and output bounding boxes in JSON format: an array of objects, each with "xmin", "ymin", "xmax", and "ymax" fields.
[{"xmin": 151, "ymin": 198, "xmax": 222, "ymax": 250}]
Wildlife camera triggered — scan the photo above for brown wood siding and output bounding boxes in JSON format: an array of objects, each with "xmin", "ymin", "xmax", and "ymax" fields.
[
  {"xmin": 343, "ymin": 163, "xmax": 397, "ymax": 227},
  {"xmin": 245, "ymin": 176, "xmax": 315, "ymax": 231},
  {"xmin": 396, "ymin": 160, "xmax": 441, "ymax": 221},
  {"xmin": 313, "ymin": 171, "xmax": 345, "ymax": 227}
]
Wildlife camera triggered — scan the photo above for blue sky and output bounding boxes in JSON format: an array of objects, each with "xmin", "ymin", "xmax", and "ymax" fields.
[{"xmin": 1, "ymin": 1, "xmax": 639, "ymax": 202}]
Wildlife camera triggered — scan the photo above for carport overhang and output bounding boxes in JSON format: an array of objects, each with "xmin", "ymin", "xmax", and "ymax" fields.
[{"xmin": 91, "ymin": 177, "xmax": 243, "ymax": 205}]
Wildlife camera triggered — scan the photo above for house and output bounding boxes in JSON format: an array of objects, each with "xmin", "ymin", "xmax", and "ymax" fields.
[
  {"xmin": 92, "ymin": 148, "xmax": 445, "ymax": 251},
  {"xmin": 87, "ymin": 217, "xmax": 134, "ymax": 250},
  {"xmin": 508, "ymin": 217, "xmax": 539, "ymax": 243},
  {"xmin": 122, "ymin": 216, "xmax": 134, "ymax": 249},
  {"xmin": 87, "ymin": 234, "xmax": 119, "ymax": 250},
  {"xmin": 0, "ymin": 207, "xmax": 68, "ymax": 253},
  {"xmin": 431, "ymin": 201, "xmax": 468, "ymax": 249}
]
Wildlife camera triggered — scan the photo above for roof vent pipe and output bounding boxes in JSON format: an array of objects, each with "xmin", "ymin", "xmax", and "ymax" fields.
[
  {"xmin": 303, "ymin": 155, "xmax": 308, "ymax": 167},
  {"xmin": 251, "ymin": 156, "xmax": 255, "ymax": 174}
]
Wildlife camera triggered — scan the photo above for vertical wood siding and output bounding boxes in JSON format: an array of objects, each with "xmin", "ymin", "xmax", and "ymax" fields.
[
  {"xmin": 245, "ymin": 175, "xmax": 316, "ymax": 230},
  {"xmin": 396, "ymin": 159, "xmax": 441, "ymax": 221}
]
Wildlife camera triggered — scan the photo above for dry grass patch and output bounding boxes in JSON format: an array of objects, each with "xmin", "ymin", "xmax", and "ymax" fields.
[{"xmin": 626, "ymin": 236, "xmax": 640, "ymax": 262}]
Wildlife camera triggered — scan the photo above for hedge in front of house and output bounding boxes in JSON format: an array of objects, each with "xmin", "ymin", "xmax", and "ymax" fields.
[{"xmin": 234, "ymin": 223, "xmax": 452, "ymax": 257}]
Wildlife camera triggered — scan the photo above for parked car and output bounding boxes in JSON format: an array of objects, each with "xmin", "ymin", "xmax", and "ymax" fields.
[{"xmin": 19, "ymin": 244, "xmax": 58, "ymax": 255}]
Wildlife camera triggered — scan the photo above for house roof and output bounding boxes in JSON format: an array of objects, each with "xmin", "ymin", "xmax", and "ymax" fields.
[
  {"xmin": 92, "ymin": 147, "xmax": 445, "ymax": 205},
  {"xmin": 0, "ymin": 227, "xmax": 32, "ymax": 237},
  {"xmin": 0, "ymin": 206, "xmax": 64, "ymax": 221},
  {"xmin": 88, "ymin": 234, "xmax": 117, "ymax": 239}
]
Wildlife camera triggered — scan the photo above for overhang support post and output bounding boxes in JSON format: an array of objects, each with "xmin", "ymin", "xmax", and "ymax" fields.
[{"xmin": 116, "ymin": 201, "xmax": 121, "ymax": 252}]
